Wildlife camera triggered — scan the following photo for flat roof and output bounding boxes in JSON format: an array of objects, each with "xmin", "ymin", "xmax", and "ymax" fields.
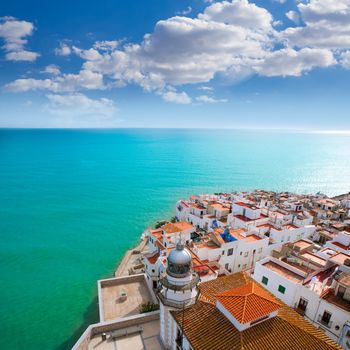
[
  {"xmin": 88, "ymin": 319, "xmax": 163, "ymax": 350},
  {"xmin": 100, "ymin": 277, "xmax": 154, "ymax": 321},
  {"xmin": 293, "ymin": 240, "xmax": 313, "ymax": 251},
  {"xmin": 263, "ymin": 261, "xmax": 304, "ymax": 283},
  {"xmin": 300, "ymin": 252, "xmax": 327, "ymax": 266}
]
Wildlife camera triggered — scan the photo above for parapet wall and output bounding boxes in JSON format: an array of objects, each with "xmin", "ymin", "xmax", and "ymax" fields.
[{"xmin": 72, "ymin": 311, "xmax": 160, "ymax": 350}]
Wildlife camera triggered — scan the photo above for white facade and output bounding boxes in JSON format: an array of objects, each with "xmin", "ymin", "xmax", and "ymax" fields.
[{"xmin": 253, "ymin": 256, "xmax": 350, "ymax": 343}]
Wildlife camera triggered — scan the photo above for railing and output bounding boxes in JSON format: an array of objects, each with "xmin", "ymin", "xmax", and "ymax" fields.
[
  {"xmin": 157, "ymin": 292, "xmax": 198, "ymax": 309},
  {"xmin": 159, "ymin": 273, "xmax": 200, "ymax": 292},
  {"xmin": 317, "ymin": 314, "xmax": 333, "ymax": 328}
]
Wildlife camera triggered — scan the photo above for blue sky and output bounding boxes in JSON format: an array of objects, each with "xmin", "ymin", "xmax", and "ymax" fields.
[{"xmin": 1, "ymin": 0, "xmax": 350, "ymax": 129}]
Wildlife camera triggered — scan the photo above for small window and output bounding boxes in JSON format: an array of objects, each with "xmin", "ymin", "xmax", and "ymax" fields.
[
  {"xmin": 228, "ymin": 248, "xmax": 233, "ymax": 256},
  {"xmin": 225, "ymin": 263, "xmax": 229, "ymax": 270},
  {"xmin": 222, "ymin": 250, "xmax": 225, "ymax": 255},
  {"xmin": 278, "ymin": 285, "xmax": 286, "ymax": 294},
  {"xmin": 238, "ymin": 264, "xmax": 241, "ymax": 268},
  {"xmin": 240, "ymin": 251, "xmax": 242, "ymax": 256},
  {"xmin": 262, "ymin": 276, "xmax": 268, "ymax": 285},
  {"xmin": 152, "ymin": 269, "xmax": 155, "ymax": 273}
]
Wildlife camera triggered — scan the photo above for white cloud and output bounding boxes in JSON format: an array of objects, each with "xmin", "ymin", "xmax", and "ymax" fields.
[
  {"xmin": 55, "ymin": 42, "xmax": 71, "ymax": 56},
  {"xmin": 45, "ymin": 93, "xmax": 116, "ymax": 116},
  {"xmin": 177, "ymin": 6, "xmax": 192, "ymax": 16},
  {"xmin": 340, "ymin": 50, "xmax": 350, "ymax": 68},
  {"xmin": 93, "ymin": 40, "xmax": 119, "ymax": 51},
  {"xmin": 5, "ymin": 0, "xmax": 350, "ymax": 104},
  {"xmin": 160, "ymin": 90, "xmax": 192, "ymax": 104},
  {"xmin": 198, "ymin": 86, "xmax": 214, "ymax": 91},
  {"xmin": 0, "ymin": 17, "xmax": 40, "ymax": 61},
  {"xmin": 255, "ymin": 48, "xmax": 335, "ymax": 77},
  {"xmin": 199, "ymin": 0, "xmax": 274, "ymax": 32},
  {"xmin": 286, "ymin": 11, "xmax": 300, "ymax": 24},
  {"xmin": 42, "ymin": 64, "xmax": 60, "ymax": 75},
  {"xmin": 5, "ymin": 69, "xmax": 104, "ymax": 92},
  {"xmin": 196, "ymin": 95, "xmax": 228, "ymax": 103},
  {"xmin": 282, "ymin": 0, "xmax": 350, "ymax": 49}
]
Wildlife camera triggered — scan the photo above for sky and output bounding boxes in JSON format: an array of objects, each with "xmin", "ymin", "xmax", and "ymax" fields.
[{"xmin": 0, "ymin": 0, "xmax": 350, "ymax": 129}]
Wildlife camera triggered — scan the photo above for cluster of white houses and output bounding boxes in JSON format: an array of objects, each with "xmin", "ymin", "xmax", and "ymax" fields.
[{"xmin": 73, "ymin": 190, "xmax": 350, "ymax": 350}]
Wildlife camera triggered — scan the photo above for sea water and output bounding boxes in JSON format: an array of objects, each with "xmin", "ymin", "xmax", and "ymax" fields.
[{"xmin": 0, "ymin": 128, "xmax": 350, "ymax": 349}]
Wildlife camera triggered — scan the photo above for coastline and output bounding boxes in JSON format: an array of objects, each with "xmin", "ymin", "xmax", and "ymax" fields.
[{"xmin": 114, "ymin": 236, "xmax": 149, "ymax": 277}]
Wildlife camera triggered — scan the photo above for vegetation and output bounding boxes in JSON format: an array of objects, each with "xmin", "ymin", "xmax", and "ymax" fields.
[
  {"xmin": 170, "ymin": 216, "xmax": 177, "ymax": 223},
  {"xmin": 155, "ymin": 220, "xmax": 168, "ymax": 228},
  {"xmin": 140, "ymin": 302, "xmax": 159, "ymax": 313}
]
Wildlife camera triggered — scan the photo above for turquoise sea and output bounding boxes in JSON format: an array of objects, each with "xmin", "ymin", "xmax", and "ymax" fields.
[{"xmin": 1, "ymin": 129, "xmax": 350, "ymax": 350}]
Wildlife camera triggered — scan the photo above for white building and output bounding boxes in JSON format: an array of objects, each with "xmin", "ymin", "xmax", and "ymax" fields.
[{"xmin": 253, "ymin": 246, "xmax": 350, "ymax": 345}]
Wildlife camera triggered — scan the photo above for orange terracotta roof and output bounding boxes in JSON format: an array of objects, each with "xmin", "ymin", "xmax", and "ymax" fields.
[
  {"xmin": 162, "ymin": 223, "xmax": 180, "ymax": 233},
  {"xmin": 171, "ymin": 273, "xmax": 341, "ymax": 350},
  {"xmin": 162, "ymin": 221, "xmax": 194, "ymax": 233},
  {"xmin": 174, "ymin": 221, "xmax": 193, "ymax": 231},
  {"xmin": 216, "ymin": 282, "xmax": 281, "ymax": 323}
]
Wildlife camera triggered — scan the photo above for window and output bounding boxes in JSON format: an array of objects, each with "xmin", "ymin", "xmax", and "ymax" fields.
[
  {"xmin": 337, "ymin": 285, "xmax": 346, "ymax": 299},
  {"xmin": 244, "ymin": 251, "xmax": 248, "ymax": 257},
  {"xmin": 298, "ymin": 297, "xmax": 308, "ymax": 311},
  {"xmin": 278, "ymin": 285, "xmax": 286, "ymax": 294},
  {"xmin": 225, "ymin": 263, "xmax": 229, "ymax": 270},
  {"xmin": 321, "ymin": 311, "xmax": 332, "ymax": 325},
  {"xmin": 228, "ymin": 248, "xmax": 233, "ymax": 256},
  {"xmin": 222, "ymin": 250, "xmax": 225, "ymax": 255},
  {"xmin": 238, "ymin": 264, "xmax": 241, "ymax": 268},
  {"xmin": 262, "ymin": 276, "xmax": 268, "ymax": 285},
  {"xmin": 152, "ymin": 269, "xmax": 155, "ymax": 273},
  {"xmin": 240, "ymin": 251, "xmax": 242, "ymax": 256}
]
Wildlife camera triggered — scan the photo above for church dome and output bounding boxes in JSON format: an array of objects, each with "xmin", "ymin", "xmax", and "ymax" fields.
[{"xmin": 167, "ymin": 242, "xmax": 192, "ymax": 278}]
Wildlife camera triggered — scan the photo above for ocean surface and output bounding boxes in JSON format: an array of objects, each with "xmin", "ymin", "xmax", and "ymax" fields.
[{"xmin": 0, "ymin": 128, "xmax": 350, "ymax": 350}]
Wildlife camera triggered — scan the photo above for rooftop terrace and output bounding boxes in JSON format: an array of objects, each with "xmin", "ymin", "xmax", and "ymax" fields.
[{"xmin": 98, "ymin": 275, "xmax": 155, "ymax": 321}]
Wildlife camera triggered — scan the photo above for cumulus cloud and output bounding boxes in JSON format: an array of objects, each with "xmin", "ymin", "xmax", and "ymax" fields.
[
  {"xmin": 196, "ymin": 95, "xmax": 228, "ymax": 103},
  {"xmin": 255, "ymin": 48, "xmax": 335, "ymax": 77},
  {"xmin": 5, "ymin": 69, "xmax": 104, "ymax": 92},
  {"xmin": 160, "ymin": 89, "xmax": 192, "ymax": 104},
  {"xmin": 282, "ymin": 0, "xmax": 350, "ymax": 49},
  {"xmin": 42, "ymin": 64, "xmax": 60, "ymax": 75},
  {"xmin": 55, "ymin": 42, "xmax": 71, "ymax": 56},
  {"xmin": 340, "ymin": 50, "xmax": 350, "ymax": 68},
  {"xmin": 5, "ymin": 0, "xmax": 350, "ymax": 104},
  {"xmin": 286, "ymin": 11, "xmax": 300, "ymax": 24},
  {"xmin": 0, "ymin": 17, "xmax": 40, "ymax": 61},
  {"xmin": 199, "ymin": 0, "xmax": 274, "ymax": 32}
]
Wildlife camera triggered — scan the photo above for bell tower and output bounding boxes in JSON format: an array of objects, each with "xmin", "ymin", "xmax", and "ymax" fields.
[{"xmin": 158, "ymin": 241, "xmax": 199, "ymax": 348}]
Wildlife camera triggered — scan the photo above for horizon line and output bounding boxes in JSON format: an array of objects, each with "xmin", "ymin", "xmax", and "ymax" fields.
[{"xmin": 1, "ymin": 127, "xmax": 350, "ymax": 134}]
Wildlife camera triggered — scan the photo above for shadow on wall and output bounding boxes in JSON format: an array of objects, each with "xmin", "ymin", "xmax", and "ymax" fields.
[{"xmin": 55, "ymin": 296, "xmax": 99, "ymax": 350}]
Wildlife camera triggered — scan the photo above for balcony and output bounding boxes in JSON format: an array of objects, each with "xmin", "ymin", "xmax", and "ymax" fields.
[{"xmin": 317, "ymin": 314, "xmax": 333, "ymax": 329}]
